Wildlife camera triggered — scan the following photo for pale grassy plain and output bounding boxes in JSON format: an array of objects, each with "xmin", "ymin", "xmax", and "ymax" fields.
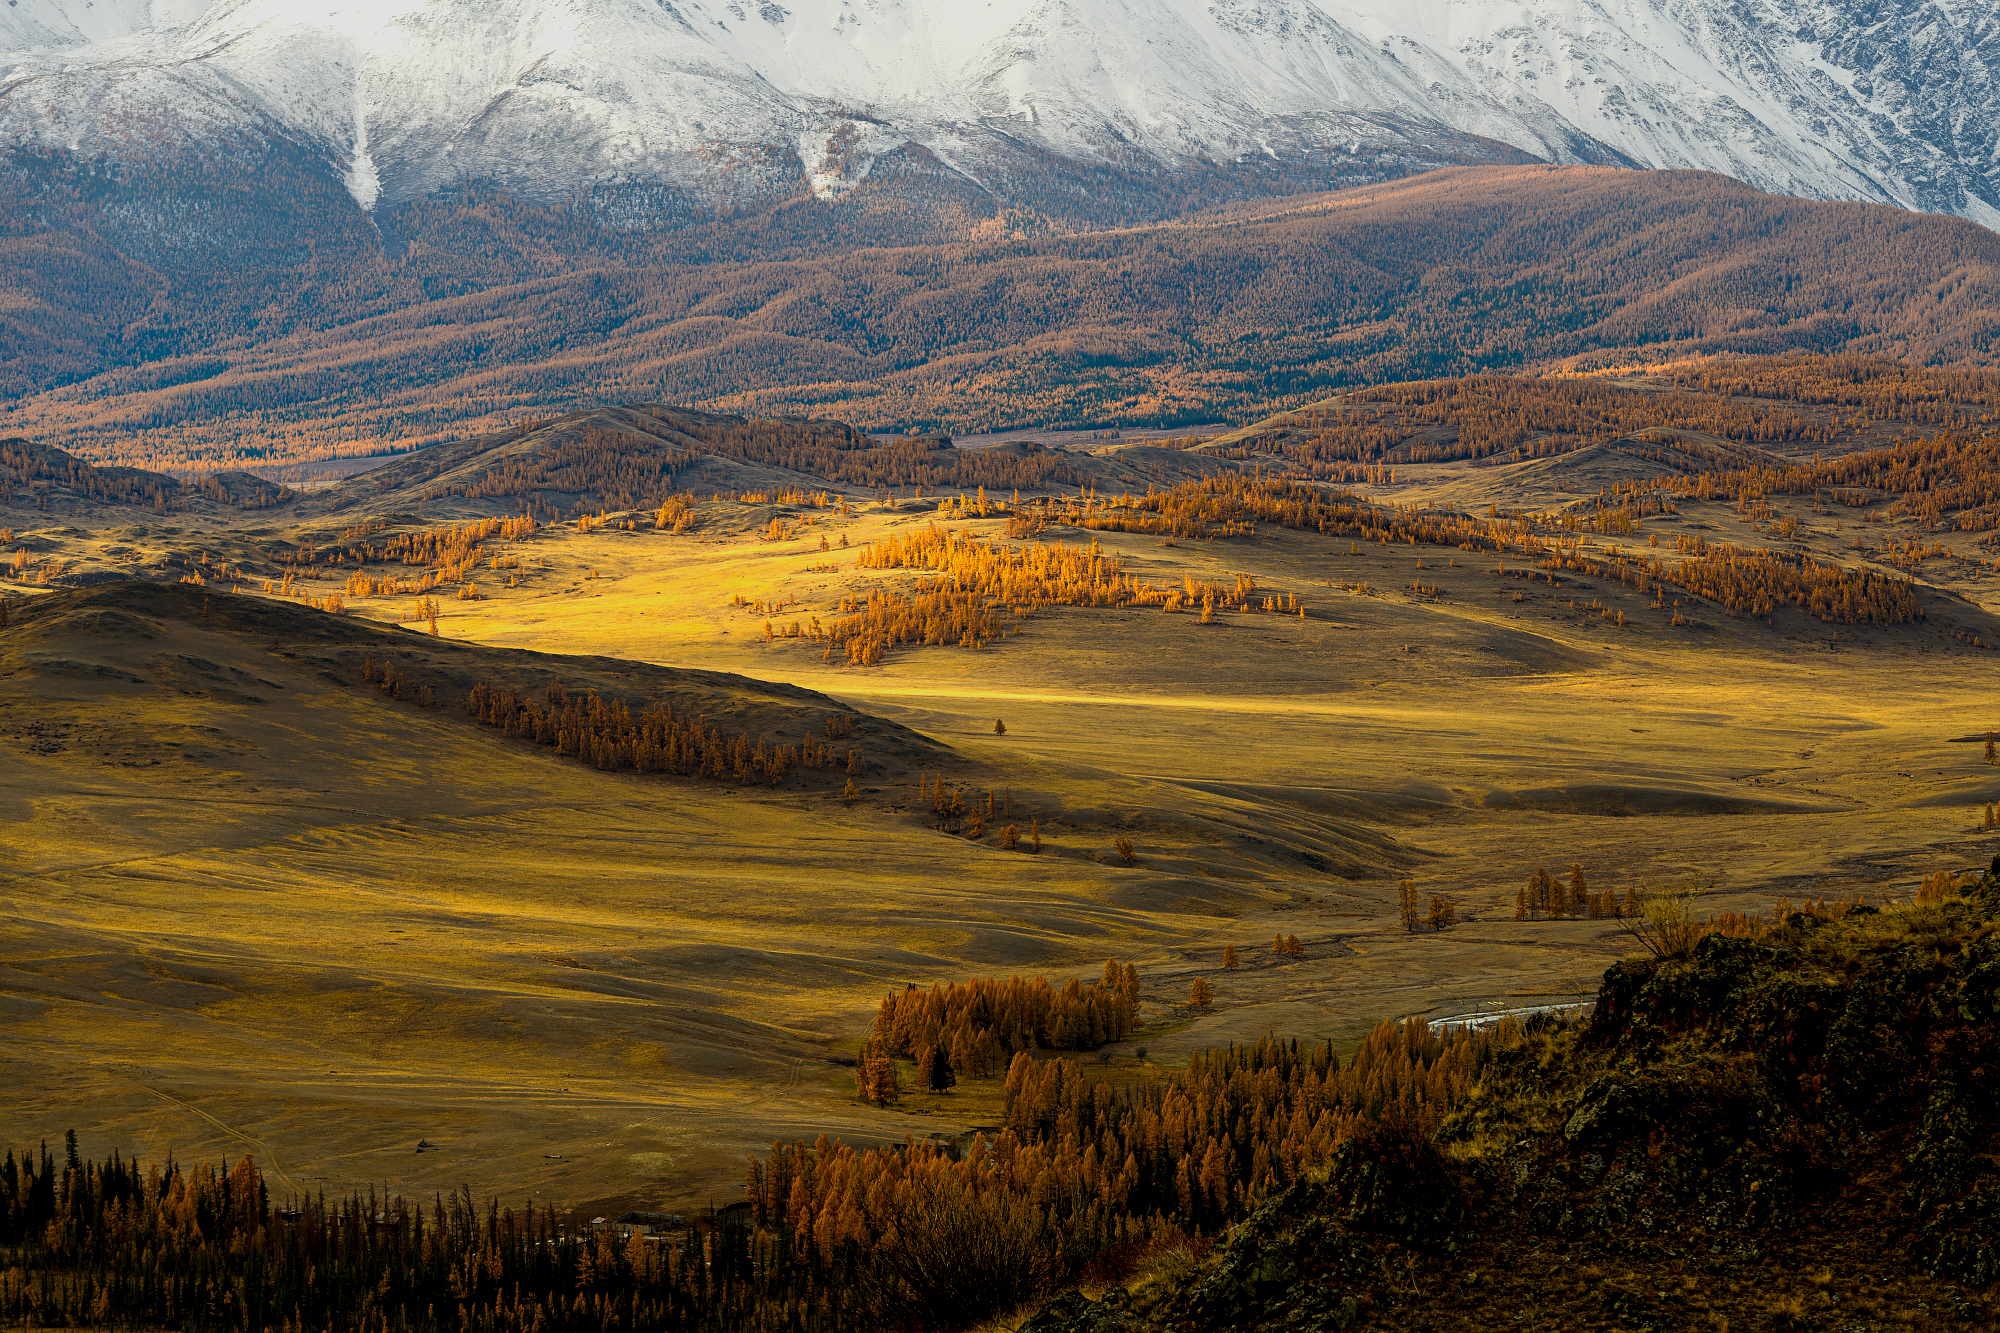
[{"xmin": 3, "ymin": 480, "xmax": 1998, "ymax": 1219}]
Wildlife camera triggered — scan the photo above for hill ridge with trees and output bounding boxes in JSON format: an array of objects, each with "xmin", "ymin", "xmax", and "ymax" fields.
[{"xmin": 6, "ymin": 168, "xmax": 1998, "ymax": 476}]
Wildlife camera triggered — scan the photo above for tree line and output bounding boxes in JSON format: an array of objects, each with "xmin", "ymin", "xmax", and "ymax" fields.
[
  {"xmin": 463, "ymin": 679, "xmax": 860, "ymax": 786},
  {"xmin": 822, "ymin": 474, "xmax": 1931, "ymax": 668},
  {"xmin": 1648, "ymin": 356, "xmax": 2000, "ymax": 430},
  {"xmin": 1694, "ymin": 430, "xmax": 2000, "ymax": 536},
  {"xmin": 814, "ymin": 517, "xmax": 1319, "ymax": 664},
  {"xmin": 1242, "ymin": 374, "xmax": 1843, "ymax": 470},
  {"xmin": 0, "ymin": 437, "xmax": 178, "ymax": 511},
  {"xmin": 372, "ymin": 409, "xmax": 1082, "ymax": 515}
]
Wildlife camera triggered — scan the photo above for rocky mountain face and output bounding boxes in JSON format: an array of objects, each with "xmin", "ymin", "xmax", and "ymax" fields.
[{"xmin": 1, "ymin": 0, "xmax": 1994, "ymax": 235}]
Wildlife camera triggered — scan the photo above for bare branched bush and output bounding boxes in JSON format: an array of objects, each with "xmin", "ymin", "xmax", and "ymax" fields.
[{"xmin": 1618, "ymin": 874, "xmax": 1715, "ymax": 960}]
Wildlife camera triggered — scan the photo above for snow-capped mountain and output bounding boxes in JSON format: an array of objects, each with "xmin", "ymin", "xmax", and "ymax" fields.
[{"xmin": 0, "ymin": 0, "xmax": 1993, "ymax": 227}]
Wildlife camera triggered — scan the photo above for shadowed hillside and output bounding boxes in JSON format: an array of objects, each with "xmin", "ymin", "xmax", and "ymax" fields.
[{"xmin": 0, "ymin": 580, "xmax": 945, "ymax": 785}]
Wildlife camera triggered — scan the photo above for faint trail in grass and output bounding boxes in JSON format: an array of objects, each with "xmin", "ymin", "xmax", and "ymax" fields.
[{"xmin": 141, "ymin": 1085, "xmax": 297, "ymax": 1191}]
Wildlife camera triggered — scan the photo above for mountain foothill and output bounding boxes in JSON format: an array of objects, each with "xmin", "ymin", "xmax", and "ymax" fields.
[{"xmin": 3, "ymin": 162, "xmax": 1998, "ymax": 481}]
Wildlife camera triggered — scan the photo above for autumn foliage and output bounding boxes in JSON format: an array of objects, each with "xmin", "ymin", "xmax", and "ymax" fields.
[
  {"xmin": 871, "ymin": 963, "xmax": 1142, "ymax": 1078},
  {"xmin": 17, "ymin": 167, "xmax": 2000, "ymax": 472},
  {"xmin": 463, "ymin": 679, "xmax": 858, "ymax": 786},
  {"xmin": 0, "ymin": 1009, "xmax": 1504, "ymax": 1332}
]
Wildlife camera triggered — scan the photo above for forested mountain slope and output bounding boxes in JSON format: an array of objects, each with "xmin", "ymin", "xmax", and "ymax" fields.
[{"xmin": 6, "ymin": 168, "xmax": 1998, "ymax": 476}]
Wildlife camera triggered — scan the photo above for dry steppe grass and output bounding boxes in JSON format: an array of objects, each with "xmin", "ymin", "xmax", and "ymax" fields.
[{"xmin": 3, "ymin": 467, "xmax": 1998, "ymax": 1222}]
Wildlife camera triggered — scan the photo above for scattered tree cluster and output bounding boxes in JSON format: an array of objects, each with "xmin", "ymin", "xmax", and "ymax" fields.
[
  {"xmin": 1649, "ymin": 356, "xmax": 2000, "ymax": 430},
  {"xmin": 1512, "ymin": 528, "xmax": 1925, "ymax": 627},
  {"xmin": 1516, "ymin": 865, "xmax": 1635, "ymax": 920},
  {"xmin": 362, "ymin": 653, "xmax": 435, "ymax": 707},
  {"xmin": 1805, "ymin": 432, "xmax": 2000, "ymax": 534},
  {"xmin": 1396, "ymin": 880, "xmax": 1457, "ymax": 932},
  {"xmin": 369, "ymin": 515, "xmax": 538, "ymax": 568},
  {"xmin": 808, "ymin": 524, "xmax": 1140, "ymax": 664},
  {"xmin": 1669, "ymin": 542, "xmax": 1923, "ymax": 625},
  {"xmin": 451, "ymin": 422, "xmax": 696, "ymax": 510},
  {"xmin": 749, "ymin": 1018, "xmax": 1495, "ymax": 1320},
  {"xmin": 0, "ymin": 438, "xmax": 180, "ymax": 511},
  {"xmin": 1238, "ymin": 374, "xmax": 1842, "ymax": 471},
  {"xmin": 870, "ymin": 962, "xmax": 1141, "ymax": 1080},
  {"xmin": 857, "ymin": 523, "xmax": 1137, "ymax": 606},
  {"xmin": 638, "ymin": 414, "xmax": 1083, "ymax": 493},
  {"xmin": 1041, "ymin": 473, "xmax": 1508, "ymax": 554}
]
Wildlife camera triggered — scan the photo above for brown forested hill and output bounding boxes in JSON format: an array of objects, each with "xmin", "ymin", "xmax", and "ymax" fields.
[
  {"xmin": 1205, "ymin": 356, "xmax": 2000, "ymax": 476},
  {"xmin": 5, "ymin": 165, "xmax": 1999, "ymax": 475},
  {"xmin": 297, "ymin": 404, "xmax": 1255, "ymax": 519}
]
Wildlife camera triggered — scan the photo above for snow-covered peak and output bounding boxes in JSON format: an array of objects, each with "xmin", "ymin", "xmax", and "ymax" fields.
[{"xmin": 1, "ymin": 0, "xmax": 1993, "ymax": 226}]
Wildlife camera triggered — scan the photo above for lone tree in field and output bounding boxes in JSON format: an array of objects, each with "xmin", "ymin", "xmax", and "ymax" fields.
[
  {"xmin": 859, "ymin": 1039, "xmax": 898, "ymax": 1105},
  {"xmin": 994, "ymin": 719, "xmax": 1007, "ymax": 735},
  {"xmin": 1114, "ymin": 837, "xmax": 1138, "ymax": 865},
  {"xmin": 1987, "ymin": 731, "xmax": 1996, "ymax": 765},
  {"xmin": 1223, "ymin": 944, "xmax": 1238, "ymax": 969},
  {"xmin": 1189, "ymin": 977, "xmax": 1213, "ymax": 1007},
  {"xmin": 1398, "ymin": 879, "xmax": 1420, "ymax": 932},
  {"xmin": 1426, "ymin": 895, "xmax": 1457, "ymax": 931}
]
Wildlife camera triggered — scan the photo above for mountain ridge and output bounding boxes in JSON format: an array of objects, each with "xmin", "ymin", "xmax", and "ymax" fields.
[{"xmin": 1, "ymin": 0, "xmax": 1995, "ymax": 232}]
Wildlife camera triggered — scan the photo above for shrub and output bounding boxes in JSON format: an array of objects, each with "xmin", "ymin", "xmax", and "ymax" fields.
[{"xmin": 1619, "ymin": 874, "xmax": 1713, "ymax": 959}]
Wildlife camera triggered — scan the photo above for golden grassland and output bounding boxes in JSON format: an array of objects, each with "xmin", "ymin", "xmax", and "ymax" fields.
[{"xmin": 2, "ymin": 449, "xmax": 1999, "ymax": 1231}]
